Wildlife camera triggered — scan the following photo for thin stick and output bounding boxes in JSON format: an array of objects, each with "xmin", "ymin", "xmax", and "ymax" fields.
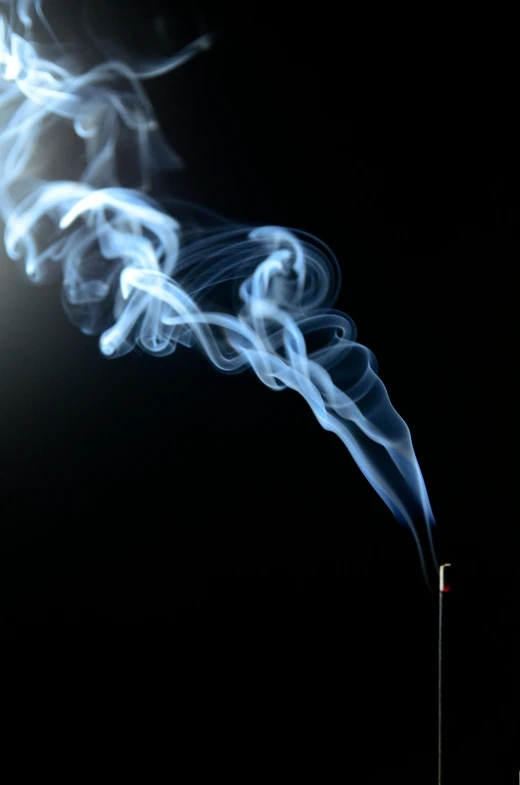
[{"xmin": 438, "ymin": 563, "xmax": 451, "ymax": 785}]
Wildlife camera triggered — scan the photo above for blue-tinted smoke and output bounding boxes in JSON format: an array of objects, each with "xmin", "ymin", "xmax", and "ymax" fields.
[{"xmin": 0, "ymin": 2, "xmax": 437, "ymax": 582}]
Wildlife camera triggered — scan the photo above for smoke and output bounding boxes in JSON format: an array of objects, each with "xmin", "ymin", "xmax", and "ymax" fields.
[{"xmin": 0, "ymin": 1, "xmax": 437, "ymax": 584}]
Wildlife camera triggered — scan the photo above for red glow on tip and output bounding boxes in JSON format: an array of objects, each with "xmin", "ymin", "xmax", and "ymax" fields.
[{"xmin": 442, "ymin": 584, "xmax": 451, "ymax": 593}]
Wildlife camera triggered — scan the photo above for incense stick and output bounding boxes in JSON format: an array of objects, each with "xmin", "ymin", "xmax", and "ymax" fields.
[{"xmin": 438, "ymin": 563, "xmax": 451, "ymax": 785}]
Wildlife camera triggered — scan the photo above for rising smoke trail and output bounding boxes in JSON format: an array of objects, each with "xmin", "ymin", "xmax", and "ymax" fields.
[{"xmin": 0, "ymin": 1, "xmax": 438, "ymax": 584}]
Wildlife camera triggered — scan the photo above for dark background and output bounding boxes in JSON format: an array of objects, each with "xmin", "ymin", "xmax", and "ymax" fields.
[{"xmin": 0, "ymin": 2, "xmax": 516, "ymax": 781}]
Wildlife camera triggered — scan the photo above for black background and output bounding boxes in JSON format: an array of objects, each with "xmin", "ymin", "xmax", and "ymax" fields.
[{"xmin": 0, "ymin": 2, "xmax": 517, "ymax": 781}]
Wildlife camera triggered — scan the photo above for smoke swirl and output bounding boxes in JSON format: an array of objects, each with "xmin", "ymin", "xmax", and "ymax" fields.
[{"xmin": 0, "ymin": 1, "xmax": 437, "ymax": 583}]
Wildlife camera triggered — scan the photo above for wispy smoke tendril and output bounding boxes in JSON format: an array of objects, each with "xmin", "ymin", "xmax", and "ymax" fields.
[{"xmin": 0, "ymin": 1, "xmax": 437, "ymax": 582}]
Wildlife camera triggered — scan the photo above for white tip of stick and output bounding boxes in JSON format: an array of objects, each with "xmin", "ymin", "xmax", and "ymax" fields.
[{"xmin": 439, "ymin": 563, "xmax": 451, "ymax": 593}]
